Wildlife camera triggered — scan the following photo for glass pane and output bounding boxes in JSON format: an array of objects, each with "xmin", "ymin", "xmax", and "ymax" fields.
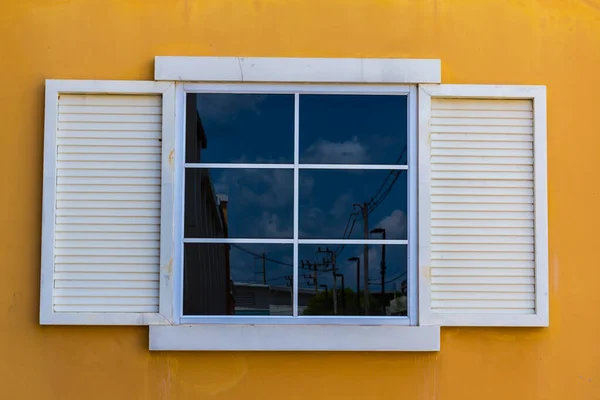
[
  {"xmin": 186, "ymin": 93, "xmax": 294, "ymax": 163},
  {"xmin": 184, "ymin": 243, "xmax": 293, "ymax": 315},
  {"xmin": 298, "ymin": 244, "xmax": 408, "ymax": 316},
  {"xmin": 298, "ymin": 170, "xmax": 407, "ymax": 240},
  {"xmin": 185, "ymin": 168, "xmax": 294, "ymax": 239},
  {"xmin": 299, "ymin": 94, "xmax": 408, "ymax": 165}
]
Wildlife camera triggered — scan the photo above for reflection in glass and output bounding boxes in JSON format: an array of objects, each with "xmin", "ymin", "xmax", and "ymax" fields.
[
  {"xmin": 298, "ymin": 244, "xmax": 408, "ymax": 316},
  {"xmin": 184, "ymin": 168, "xmax": 294, "ymax": 239},
  {"xmin": 299, "ymin": 94, "xmax": 408, "ymax": 165},
  {"xmin": 184, "ymin": 243, "xmax": 293, "ymax": 316},
  {"xmin": 186, "ymin": 93, "xmax": 294, "ymax": 163},
  {"xmin": 298, "ymin": 170, "xmax": 407, "ymax": 240}
]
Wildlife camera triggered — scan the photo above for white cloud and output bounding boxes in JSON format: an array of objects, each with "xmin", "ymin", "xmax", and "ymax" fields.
[
  {"xmin": 373, "ymin": 209, "xmax": 407, "ymax": 239},
  {"xmin": 303, "ymin": 136, "xmax": 370, "ymax": 164}
]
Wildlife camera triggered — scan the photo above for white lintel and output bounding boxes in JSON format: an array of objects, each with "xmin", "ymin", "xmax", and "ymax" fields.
[
  {"xmin": 149, "ymin": 325, "xmax": 440, "ymax": 351},
  {"xmin": 155, "ymin": 56, "xmax": 441, "ymax": 84}
]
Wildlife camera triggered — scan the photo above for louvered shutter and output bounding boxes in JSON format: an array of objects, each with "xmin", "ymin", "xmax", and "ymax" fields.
[
  {"xmin": 40, "ymin": 80, "xmax": 175, "ymax": 325},
  {"xmin": 418, "ymin": 85, "xmax": 548, "ymax": 327}
]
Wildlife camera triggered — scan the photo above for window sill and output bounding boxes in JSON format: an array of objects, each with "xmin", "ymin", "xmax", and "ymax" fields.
[{"xmin": 149, "ymin": 324, "xmax": 440, "ymax": 351}]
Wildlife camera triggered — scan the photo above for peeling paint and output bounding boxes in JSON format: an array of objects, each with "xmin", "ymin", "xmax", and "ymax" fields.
[{"xmin": 168, "ymin": 149, "xmax": 175, "ymax": 166}]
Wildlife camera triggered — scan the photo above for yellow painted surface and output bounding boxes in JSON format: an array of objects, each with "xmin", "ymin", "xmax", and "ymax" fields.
[{"xmin": 1, "ymin": 0, "xmax": 599, "ymax": 398}]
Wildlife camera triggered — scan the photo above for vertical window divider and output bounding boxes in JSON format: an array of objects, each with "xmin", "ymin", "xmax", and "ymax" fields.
[{"xmin": 293, "ymin": 93, "xmax": 300, "ymax": 317}]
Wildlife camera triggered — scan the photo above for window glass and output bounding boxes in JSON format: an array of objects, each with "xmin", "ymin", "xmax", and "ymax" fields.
[
  {"xmin": 183, "ymin": 91, "xmax": 410, "ymax": 318},
  {"xmin": 186, "ymin": 93, "xmax": 294, "ymax": 164},
  {"xmin": 298, "ymin": 170, "xmax": 407, "ymax": 240},
  {"xmin": 185, "ymin": 168, "xmax": 294, "ymax": 239},
  {"xmin": 299, "ymin": 95, "xmax": 407, "ymax": 165},
  {"xmin": 298, "ymin": 244, "xmax": 408, "ymax": 316},
  {"xmin": 184, "ymin": 243, "xmax": 293, "ymax": 315}
]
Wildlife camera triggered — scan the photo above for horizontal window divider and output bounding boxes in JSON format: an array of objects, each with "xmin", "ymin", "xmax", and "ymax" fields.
[
  {"xmin": 179, "ymin": 316, "xmax": 411, "ymax": 326},
  {"xmin": 184, "ymin": 163, "xmax": 294, "ymax": 169},
  {"xmin": 298, "ymin": 164, "xmax": 408, "ymax": 170},
  {"xmin": 298, "ymin": 239, "xmax": 408, "ymax": 245},
  {"xmin": 183, "ymin": 238, "xmax": 294, "ymax": 244}
]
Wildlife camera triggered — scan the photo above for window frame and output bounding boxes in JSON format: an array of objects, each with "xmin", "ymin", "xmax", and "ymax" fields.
[{"xmin": 172, "ymin": 83, "xmax": 419, "ymax": 326}]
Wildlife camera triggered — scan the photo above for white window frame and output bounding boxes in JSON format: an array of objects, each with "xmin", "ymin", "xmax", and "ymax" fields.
[
  {"xmin": 174, "ymin": 83, "xmax": 417, "ymax": 326},
  {"xmin": 150, "ymin": 57, "xmax": 442, "ymax": 351}
]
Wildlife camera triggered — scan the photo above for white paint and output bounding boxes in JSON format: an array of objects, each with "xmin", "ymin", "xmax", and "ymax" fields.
[
  {"xmin": 149, "ymin": 325, "xmax": 440, "ymax": 351},
  {"xmin": 173, "ymin": 82, "xmax": 419, "ymax": 331},
  {"xmin": 418, "ymin": 84, "xmax": 548, "ymax": 327},
  {"xmin": 155, "ymin": 56, "xmax": 441, "ymax": 84},
  {"xmin": 40, "ymin": 80, "xmax": 174, "ymax": 325}
]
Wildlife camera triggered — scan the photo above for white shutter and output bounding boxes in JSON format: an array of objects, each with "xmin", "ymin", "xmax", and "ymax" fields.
[
  {"xmin": 41, "ymin": 80, "xmax": 175, "ymax": 325},
  {"xmin": 418, "ymin": 85, "xmax": 548, "ymax": 327}
]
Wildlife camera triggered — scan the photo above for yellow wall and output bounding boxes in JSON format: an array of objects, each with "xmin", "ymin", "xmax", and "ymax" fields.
[{"xmin": 1, "ymin": 0, "xmax": 599, "ymax": 398}]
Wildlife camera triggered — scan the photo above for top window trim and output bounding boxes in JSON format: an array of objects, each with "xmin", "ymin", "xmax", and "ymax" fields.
[{"xmin": 156, "ymin": 57, "xmax": 441, "ymax": 84}]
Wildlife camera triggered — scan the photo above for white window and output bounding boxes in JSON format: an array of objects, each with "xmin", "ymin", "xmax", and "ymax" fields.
[{"xmin": 40, "ymin": 57, "xmax": 547, "ymax": 351}]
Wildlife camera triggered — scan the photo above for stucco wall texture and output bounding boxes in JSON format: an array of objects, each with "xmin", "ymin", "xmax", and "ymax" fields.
[{"xmin": 1, "ymin": 0, "xmax": 599, "ymax": 398}]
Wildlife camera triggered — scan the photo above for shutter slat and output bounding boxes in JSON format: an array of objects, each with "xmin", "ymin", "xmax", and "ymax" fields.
[
  {"xmin": 56, "ymin": 208, "xmax": 160, "ymax": 217},
  {"xmin": 430, "ymin": 259, "xmax": 534, "ymax": 268},
  {"xmin": 432, "ymin": 211, "xmax": 533, "ymax": 220},
  {"xmin": 431, "ymin": 110, "xmax": 533, "ymax": 119},
  {"xmin": 54, "ymin": 297, "xmax": 159, "ymax": 306},
  {"xmin": 432, "ymin": 284, "xmax": 534, "ymax": 293},
  {"xmin": 58, "ymin": 138, "xmax": 161, "ymax": 147},
  {"xmin": 430, "ymin": 125, "xmax": 533, "ymax": 134},
  {"xmin": 55, "ymin": 256, "xmax": 159, "ymax": 265},
  {"xmin": 431, "ymin": 156, "xmax": 533, "ymax": 165},
  {"xmin": 57, "ymin": 200, "xmax": 161, "ymax": 210},
  {"xmin": 55, "ymin": 280, "xmax": 159, "ymax": 289},
  {"xmin": 424, "ymin": 96, "xmax": 539, "ymax": 321},
  {"xmin": 431, "ymin": 98, "xmax": 532, "ymax": 111},
  {"xmin": 58, "ymin": 145, "xmax": 161, "ymax": 154},
  {"xmin": 59, "ymin": 113, "xmax": 162, "ymax": 123},
  {"xmin": 57, "ymin": 169, "xmax": 161, "ymax": 178},
  {"xmin": 51, "ymin": 93, "xmax": 162, "ymax": 314},
  {"xmin": 431, "ymin": 180, "xmax": 533, "ymax": 188},
  {"xmin": 430, "ymin": 117, "xmax": 532, "ymax": 126},
  {"xmin": 55, "ymin": 240, "xmax": 159, "ymax": 249},
  {"xmin": 432, "ymin": 235, "xmax": 534, "ymax": 244},
  {"xmin": 57, "ymin": 94, "xmax": 161, "ymax": 106},
  {"xmin": 432, "ymin": 227, "xmax": 534, "ymax": 236},
  {"xmin": 57, "ymin": 177, "xmax": 161, "ymax": 186},
  {"xmin": 432, "ymin": 292, "xmax": 534, "ymax": 300},
  {"xmin": 59, "ymin": 105, "xmax": 162, "ymax": 115},
  {"xmin": 55, "ymin": 264, "xmax": 159, "ymax": 273},
  {"xmin": 58, "ymin": 130, "xmax": 161, "ymax": 139},
  {"xmin": 54, "ymin": 272, "xmax": 159, "ymax": 281},
  {"xmin": 55, "ymin": 288, "xmax": 159, "ymax": 298},
  {"xmin": 430, "ymin": 268, "xmax": 534, "ymax": 277},
  {"xmin": 431, "ymin": 300, "xmax": 535, "ymax": 309}
]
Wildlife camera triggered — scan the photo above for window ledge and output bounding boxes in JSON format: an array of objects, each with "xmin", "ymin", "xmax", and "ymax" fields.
[{"xmin": 149, "ymin": 325, "xmax": 440, "ymax": 352}]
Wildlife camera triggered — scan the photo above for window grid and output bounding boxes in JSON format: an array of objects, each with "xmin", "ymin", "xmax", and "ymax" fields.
[{"xmin": 180, "ymin": 85, "xmax": 415, "ymax": 323}]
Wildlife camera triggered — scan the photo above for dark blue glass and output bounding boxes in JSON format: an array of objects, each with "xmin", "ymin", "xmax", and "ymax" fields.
[
  {"xmin": 299, "ymin": 94, "xmax": 408, "ymax": 165},
  {"xmin": 298, "ymin": 170, "xmax": 408, "ymax": 240},
  {"xmin": 184, "ymin": 168, "xmax": 294, "ymax": 239},
  {"xmin": 186, "ymin": 93, "xmax": 294, "ymax": 163},
  {"xmin": 298, "ymin": 244, "xmax": 408, "ymax": 316}
]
